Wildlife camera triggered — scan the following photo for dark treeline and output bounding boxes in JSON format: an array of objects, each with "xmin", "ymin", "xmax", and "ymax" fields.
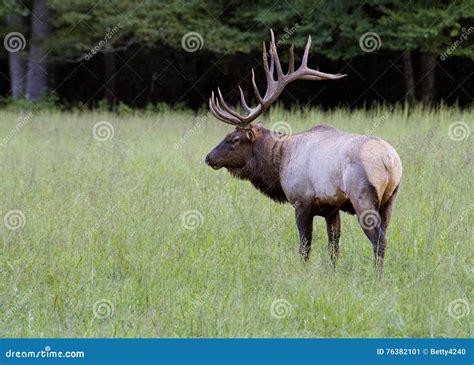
[{"xmin": 0, "ymin": 0, "xmax": 473, "ymax": 110}]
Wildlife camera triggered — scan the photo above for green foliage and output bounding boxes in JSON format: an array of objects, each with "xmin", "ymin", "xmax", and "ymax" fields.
[
  {"xmin": 0, "ymin": 94, "xmax": 60, "ymax": 111},
  {"xmin": 0, "ymin": 0, "xmax": 29, "ymax": 17},
  {"xmin": 48, "ymin": 0, "xmax": 255, "ymax": 59},
  {"xmin": 3, "ymin": 0, "xmax": 472, "ymax": 61},
  {"xmin": 378, "ymin": 0, "xmax": 474, "ymax": 58}
]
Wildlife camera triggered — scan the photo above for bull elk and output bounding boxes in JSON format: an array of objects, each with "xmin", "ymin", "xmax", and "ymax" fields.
[{"xmin": 205, "ymin": 30, "xmax": 402, "ymax": 270}]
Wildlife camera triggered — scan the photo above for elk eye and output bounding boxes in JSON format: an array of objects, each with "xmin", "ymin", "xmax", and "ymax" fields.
[{"xmin": 232, "ymin": 136, "xmax": 240, "ymax": 145}]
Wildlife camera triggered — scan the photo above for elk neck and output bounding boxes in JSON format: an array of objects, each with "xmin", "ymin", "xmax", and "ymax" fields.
[{"xmin": 229, "ymin": 132, "xmax": 288, "ymax": 203}]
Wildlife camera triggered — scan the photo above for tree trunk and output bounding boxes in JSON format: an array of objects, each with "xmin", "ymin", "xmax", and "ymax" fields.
[
  {"xmin": 103, "ymin": 48, "xmax": 117, "ymax": 110},
  {"xmin": 25, "ymin": 0, "xmax": 51, "ymax": 101},
  {"xmin": 6, "ymin": 15, "xmax": 27, "ymax": 100},
  {"xmin": 420, "ymin": 53, "xmax": 436, "ymax": 104},
  {"xmin": 402, "ymin": 50, "xmax": 415, "ymax": 104}
]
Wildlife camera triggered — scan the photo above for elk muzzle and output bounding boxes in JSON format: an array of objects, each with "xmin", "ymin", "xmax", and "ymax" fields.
[{"xmin": 205, "ymin": 150, "xmax": 223, "ymax": 170}]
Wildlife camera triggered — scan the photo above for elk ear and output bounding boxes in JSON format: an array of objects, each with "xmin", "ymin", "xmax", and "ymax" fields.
[{"xmin": 246, "ymin": 129, "xmax": 256, "ymax": 143}]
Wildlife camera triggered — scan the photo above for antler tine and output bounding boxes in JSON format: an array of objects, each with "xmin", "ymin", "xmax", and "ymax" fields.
[
  {"xmin": 297, "ymin": 35, "xmax": 347, "ymax": 80},
  {"xmin": 217, "ymin": 87, "xmax": 246, "ymax": 121},
  {"xmin": 269, "ymin": 48, "xmax": 275, "ymax": 77},
  {"xmin": 209, "ymin": 101, "xmax": 236, "ymax": 125},
  {"xmin": 270, "ymin": 29, "xmax": 284, "ymax": 79},
  {"xmin": 288, "ymin": 44, "xmax": 295, "ymax": 74},
  {"xmin": 238, "ymin": 86, "xmax": 253, "ymax": 113},
  {"xmin": 262, "ymin": 42, "xmax": 273, "ymax": 86},
  {"xmin": 209, "ymin": 91, "xmax": 240, "ymax": 125},
  {"xmin": 300, "ymin": 72, "xmax": 347, "ymax": 81},
  {"xmin": 251, "ymin": 68, "xmax": 265, "ymax": 105},
  {"xmin": 301, "ymin": 35, "xmax": 311, "ymax": 68},
  {"xmin": 215, "ymin": 97, "xmax": 241, "ymax": 124}
]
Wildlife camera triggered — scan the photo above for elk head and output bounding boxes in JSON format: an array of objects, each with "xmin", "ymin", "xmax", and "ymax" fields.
[{"xmin": 205, "ymin": 30, "xmax": 346, "ymax": 170}]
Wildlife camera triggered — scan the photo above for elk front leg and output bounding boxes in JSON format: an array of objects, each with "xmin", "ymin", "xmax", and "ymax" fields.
[
  {"xmin": 326, "ymin": 211, "xmax": 341, "ymax": 267},
  {"xmin": 295, "ymin": 207, "xmax": 314, "ymax": 262}
]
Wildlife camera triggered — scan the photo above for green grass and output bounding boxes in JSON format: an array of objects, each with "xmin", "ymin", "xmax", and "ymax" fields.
[{"xmin": 1, "ymin": 104, "xmax": 472, "ymax": 338}]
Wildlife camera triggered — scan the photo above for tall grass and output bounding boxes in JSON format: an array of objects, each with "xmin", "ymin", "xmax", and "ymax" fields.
[{"xmin": 0, "ymin": 104, "xmax": 472, "ymax": 338}]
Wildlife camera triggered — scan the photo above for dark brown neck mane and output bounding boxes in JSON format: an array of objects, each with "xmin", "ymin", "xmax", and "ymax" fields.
[{"xmin": 227, "ymin": 133, "xmax": 288, "ymax": 203}]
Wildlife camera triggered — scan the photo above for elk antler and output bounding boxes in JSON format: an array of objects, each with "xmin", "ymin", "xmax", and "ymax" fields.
[{"xmin": 209, "ymin": 29, "xmax": 347, "ymax": 128}]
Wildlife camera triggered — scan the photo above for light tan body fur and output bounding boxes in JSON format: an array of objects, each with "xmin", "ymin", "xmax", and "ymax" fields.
[{"xmin": 280, "ymin": 125, "xmax": 402, "ymax": 211}]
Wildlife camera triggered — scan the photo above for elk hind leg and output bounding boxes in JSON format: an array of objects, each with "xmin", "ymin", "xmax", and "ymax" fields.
[
  {"xmin": 326, "ymin": 211, "xmax": 341, "ymax": 267},
  {"xmin": 347, "ymin": 176, "xmax": 386, "ymax": 271}
]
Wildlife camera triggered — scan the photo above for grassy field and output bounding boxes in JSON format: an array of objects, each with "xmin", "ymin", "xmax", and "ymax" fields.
[{"xmin": 1, "ymin": 105, "xmax": 472, "ymax": 338}]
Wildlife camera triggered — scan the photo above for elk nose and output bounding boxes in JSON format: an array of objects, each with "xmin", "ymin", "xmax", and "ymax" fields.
[{"xmin": 205, "ymin": 154, "xmax": 211, "ymax": 165}]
